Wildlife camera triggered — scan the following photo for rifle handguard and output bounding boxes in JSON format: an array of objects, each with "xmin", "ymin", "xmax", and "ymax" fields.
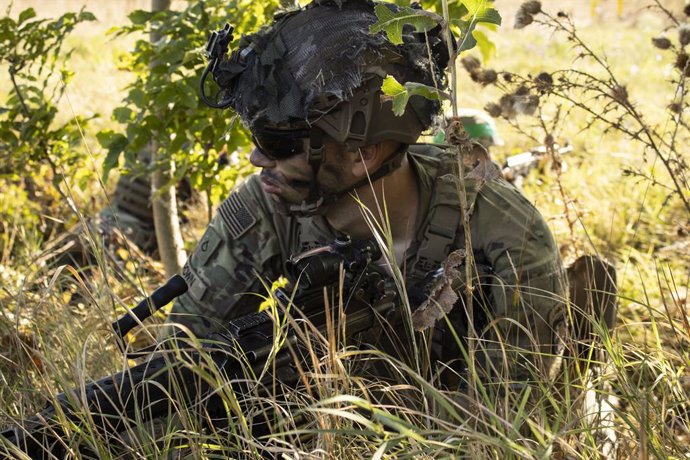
[
  {"xmin": 3, "ymin": 238, "xmax": 393, "ymax": 459},
  {"xmin": 111, "ymin": 274, "xmax": 188, "ymax": 346}
]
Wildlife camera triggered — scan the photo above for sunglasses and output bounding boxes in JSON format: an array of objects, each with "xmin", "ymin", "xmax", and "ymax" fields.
[{"xmin": 252, "ymin": 127, "xmax": 311, "ymax": 161}]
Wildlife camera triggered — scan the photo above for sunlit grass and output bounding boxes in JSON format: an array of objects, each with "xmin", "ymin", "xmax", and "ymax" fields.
[{"xmin": 0, "ymin": 0, "xmax": 689, "ymax": 458}]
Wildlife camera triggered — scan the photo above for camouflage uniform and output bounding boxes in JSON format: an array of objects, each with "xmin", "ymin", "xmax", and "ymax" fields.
[{"xmin": 166, "ymin": 145, "xmax": 568, "ymax": 384}]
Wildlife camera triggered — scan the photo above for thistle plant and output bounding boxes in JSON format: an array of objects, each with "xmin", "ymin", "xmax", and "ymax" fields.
[{"xmin": 477, "ymin": 1, "xmax": 690, "ymax": 218}]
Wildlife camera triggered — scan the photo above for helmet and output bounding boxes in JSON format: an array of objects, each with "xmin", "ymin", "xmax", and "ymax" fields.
[
  {"xmin": 201, "ymin": 0, "xmax": 449, "ymax": 215},
  {"xmin": 433, "ymin": 108, "xmax": 504, "ymax": 148}
]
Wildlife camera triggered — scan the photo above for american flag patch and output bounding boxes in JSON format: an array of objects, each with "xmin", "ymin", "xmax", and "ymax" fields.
[{"xmin": 218, "ymin": 192, "xmax": 257, "ymax": 239}]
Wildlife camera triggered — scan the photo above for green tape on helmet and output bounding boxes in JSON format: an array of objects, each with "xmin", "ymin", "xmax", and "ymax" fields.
[
  {"xmin": 463, "ymin": 121, "xmax": 497, "ymax": 142},
  {"xmin": 434, "ymin": 109, "xmax": 503, "ymax": 147}
]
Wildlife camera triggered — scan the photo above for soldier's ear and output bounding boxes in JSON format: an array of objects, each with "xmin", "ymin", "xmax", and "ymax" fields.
[{"xmin": 351, "ymin": 143, "xmax": 386, "ymax": 179}]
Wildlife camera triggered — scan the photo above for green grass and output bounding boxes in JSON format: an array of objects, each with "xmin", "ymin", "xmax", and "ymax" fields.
[{"xmin": 1, "ymin": 0, "xmax": 690, "ymax": 458}]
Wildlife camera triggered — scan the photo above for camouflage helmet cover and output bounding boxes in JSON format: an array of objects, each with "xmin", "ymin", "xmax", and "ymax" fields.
[{"xmin": 215, "ymin": 0, "xmax": 449, "ymax": 147}]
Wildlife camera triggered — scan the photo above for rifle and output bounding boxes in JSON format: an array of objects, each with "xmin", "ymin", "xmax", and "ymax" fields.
[
  {"xmin": 501, "ymin": 143, "xmax": 573, "ymax": 188},
  {"xmin": 1, "ymin": 237, "xmax": 395, "ymax": 459}
]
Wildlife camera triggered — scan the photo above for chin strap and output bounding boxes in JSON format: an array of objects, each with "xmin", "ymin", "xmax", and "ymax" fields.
[{"xmin": 286, "ymin": 143, "xmax": 408, "ymax": 217}]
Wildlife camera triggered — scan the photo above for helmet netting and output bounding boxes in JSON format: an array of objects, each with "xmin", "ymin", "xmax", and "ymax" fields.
[{"xmin": 227, "ymin": 0, "xmax": 443, "ymax": 131}]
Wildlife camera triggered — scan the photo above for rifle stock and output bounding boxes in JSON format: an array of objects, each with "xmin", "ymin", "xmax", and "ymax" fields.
[
  {"xmin": 502, "ymin": 143, "xmax": 573, "ymax": 187},
  {"xmin": 1, "ymin": 238, "xmax": 393, "ymax": 459}
]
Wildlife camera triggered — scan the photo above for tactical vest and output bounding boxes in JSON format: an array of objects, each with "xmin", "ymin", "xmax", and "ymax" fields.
[
  {"xmin": 406, "ymin": 144, "xmax": 479, "ymax": 288},
  {"xmin": 286, "ymin": 144, "xmax": 487, "ymax": 385},
  {"xmin": 295, "ymin": 144, "xmax": 479, "ymax": 297}
]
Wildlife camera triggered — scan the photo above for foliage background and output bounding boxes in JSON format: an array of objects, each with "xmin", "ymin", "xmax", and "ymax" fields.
[{"xmin": 0, "ymin": 0, "xmax": 689, "ymax": 458}]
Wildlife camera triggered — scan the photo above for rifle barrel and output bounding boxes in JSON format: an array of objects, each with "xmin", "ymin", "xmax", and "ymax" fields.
[{"xmin": 112, "ymin": 274, "xmax": 188, "ymax": 342}]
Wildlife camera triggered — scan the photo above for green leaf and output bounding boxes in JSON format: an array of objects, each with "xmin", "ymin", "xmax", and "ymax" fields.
[
  {"xmin": 177, "ymin": 85, "xmax": 198, "ymax": 109},
  {"xmin": 128, "ymin": 10, "xmax": 152, "ymax": 26},
  {"xmin": 102, "ymin": 148, "xmax": 122, "ymax": 181},
  {"xmin": 128, "ymin": 87, "xmax": 147, "ymax": 108},
  {"xmin": 473, "ymin": 29, "xmax": 496, "ymax": 62},
  {"xmin": 113, "ymin": 107, "xmax": 133, "ymax": 123},
  {"xmin": 448, "ymin": 2, "xmax": 470, "ymax": 19},
  {"xmin": 97, "ymin": 130, "xmax": 128, "ymax": 180},
  {"xmin": 381, "ymin": 75, "xmax": 407, "ymax": 95},
  {"xmin": 455, "ymin": 1, "xmax": 502, "ymax": 54},
  {"xmin": 60, "ymin": 68, "xmax": 75, "ymax": 85},
  {"xmin": 126, "ymin": 123, "xmax": 146, "ymax": 146},
  {"xmin": 381, "ymin": 75, "xmax": 409, "ymax": 116},
  {"xmin": 157, "ymin": 86, "xmax": 178, "ymax": 106},
  {"xmin": 169, "ymin": 131, "xmax": 187, "ymax": 153},
  {"xmin": 141, "ymin": 114, "xmax": 162, "ymax": 132},
  {"xmin": 96, "ymin": 130, "xmax": 127, "ymax": 150},
  {"xmin": 461, "ymin": 0, "xmax": 483, "ymax": 13},
  {"xmin": 475, "ymin": 7, "xmax": 501, "ymax": 26},
  {"xmin": 370, "ymin": 4, "xmax": 438, "ymax": 45},
  {"xmin": 381, "ymin": 75, "xmax": 441, "ymax": 116},
  {"xmin": 149, "ymin": 61, "xmax": 169, "ymax": 75},
  {"xmin": 105, "ymin": 25, "xmax": 121, "ymax": 36},
  {"xmin": 458, "ymin": 30, "xmax": 478, "ymax": 54},
  {"xmin": 18, "ymin": 8, "xmax": 37, "ymax": 25},
  {"xmin": 405, "ymin": 82, "xmax": 442, "ymax": 101},
  {"xmin": 182, "ymin": 49, "xmax": 202, "ymax": 66},
  {"xmin": 79, "ymin": 11, "xmax": 97, "ymax": 22}
]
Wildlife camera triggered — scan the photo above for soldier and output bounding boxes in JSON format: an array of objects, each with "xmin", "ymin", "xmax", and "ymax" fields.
[
  {"xmin": 166, "ymin": 0, "xmax": 568, "ymax": 389},
  {"xmin": 433, "ymin": 108, "xmax": 504, "ymax": 149}
]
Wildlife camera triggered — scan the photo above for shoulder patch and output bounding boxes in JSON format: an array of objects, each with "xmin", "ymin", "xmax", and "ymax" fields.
[
  {"xmin": 218, "ymin": 192, "xmax": 258, "ymax": 239},
  {"xmin": 182, "ymin": 263, "xmax": 194, "ymax": 287},
  {"xmin": 196, "ymin": 226, "xmax": 223, "ymax": 266},
  {"xmin": 182, "ymin": 264, "xmax": 208, "ymax": 302}
]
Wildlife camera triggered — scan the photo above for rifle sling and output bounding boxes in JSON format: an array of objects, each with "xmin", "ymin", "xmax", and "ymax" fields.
[{"xmin": 408, "ymin": 153, "xmax": 478, "ymax": 298}]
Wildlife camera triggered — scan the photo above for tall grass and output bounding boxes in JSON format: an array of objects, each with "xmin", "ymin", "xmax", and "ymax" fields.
[{"xmin": 1, "ymin": 0, "xmax": 689, "ymax": 459}]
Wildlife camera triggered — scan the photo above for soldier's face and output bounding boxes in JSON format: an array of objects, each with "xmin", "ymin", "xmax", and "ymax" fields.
[
  {"xmin": 249, "ymin": 138, "xmax": 356, "ymax": 213},
  {"xmin": 250, "ymin": 147, "xmax": 311, "ymax": 207}
]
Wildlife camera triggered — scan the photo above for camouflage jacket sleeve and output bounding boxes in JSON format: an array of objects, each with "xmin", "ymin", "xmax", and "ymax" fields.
[
  {"xmin": 162, "ymin": 175, "xmax": 287, "ymax": 337},
  {"xmin": 469, "ymin": 178, "xmax": 568, "ymax": 382}
]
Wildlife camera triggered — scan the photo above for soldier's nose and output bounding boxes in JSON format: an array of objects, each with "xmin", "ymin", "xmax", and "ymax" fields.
[{"xmin": 250, "ymin": 148, "xmax": 276, "ymax": 168}]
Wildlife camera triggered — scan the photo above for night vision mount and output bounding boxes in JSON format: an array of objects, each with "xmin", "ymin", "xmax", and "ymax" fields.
[{"xmin": 200, "ymin": 23, "xmax": 240, "ymax": 109}]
